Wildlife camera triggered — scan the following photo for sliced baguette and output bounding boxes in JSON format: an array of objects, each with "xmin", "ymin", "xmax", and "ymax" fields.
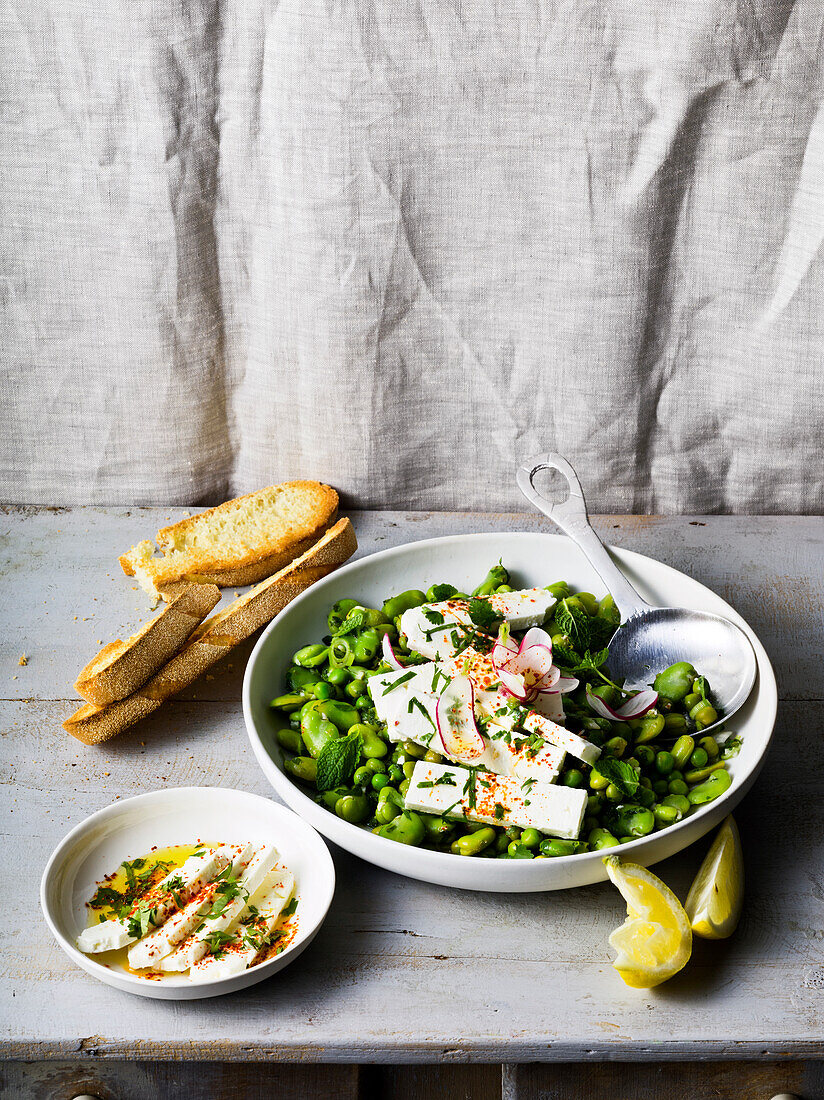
[
  {"xmin": 74, "ymin": 583, "xmax": 221, "ymax": 707},
  {"xmin": 65, "ymin": 518, "xmax": 357, "ymax": 745},
  {"xmin": 120, "ymin": 481, "xmax": 338, "ymax": 599}
]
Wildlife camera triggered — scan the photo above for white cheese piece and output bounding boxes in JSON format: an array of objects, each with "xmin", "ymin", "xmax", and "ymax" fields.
[
  {"xmin": 190, "ymin": 868, "xmax": 295, "ymax": 981},
  {"xmin": 159, "ymin": 844, "xmax": 280, "ymax": 972},
  {"xmin": 76, "ymin": 845, "xmax": 234, "ymax": 954},
  {"xmin": 523, "ymin": 711, "xmax": 600, "ymax": 765},
  {"xmin": 404, "ymin": 761, "xmax": 587, "ymax": 839},
  {"xmin": 400, "ymin": 588, "xmax": 555, "ymax": 660},
  {"xmin": 127, "ymin": 842, "xmax": 254, "ymax": 970},
  {"xmin": 369, "ymin": 666, "xmax": 565, "ymax": 782}
]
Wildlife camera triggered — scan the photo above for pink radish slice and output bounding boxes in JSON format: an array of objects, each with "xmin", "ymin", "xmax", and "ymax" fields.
[
  {"xmin": 434, "ymin": 680, "xmax": 485, "ymax": 760},
  {"xmin": 381, "ymin": 634, "xmax": 404, "ymax": 671},
  {"xmin": 517, "ymin": 627, "xmax": 555, "ymax": 652},
  {"xmin": 497, "ymin": 668, "xmax": 531, "ymax": 701},
  {"xmin": 544, "ymin": 675, "xmax": 579, "ymax": 694},
  {"xmin": 585, "ymin": 685, "xmax": 658, "ymax": 720}
]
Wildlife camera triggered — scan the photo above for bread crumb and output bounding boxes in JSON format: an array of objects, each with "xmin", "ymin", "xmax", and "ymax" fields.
[{"xmin": 18, "ymin": 654, "xmax": 27, "ymax": 666}]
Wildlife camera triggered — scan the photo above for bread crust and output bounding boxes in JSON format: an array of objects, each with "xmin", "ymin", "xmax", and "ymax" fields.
[
  {"xmin": 65, "ymin": 518, "xmax": 358, "ymax": 745},
  {"xmin": 74, "ymin": 583, "xmax": 221, "ymax": 706}
]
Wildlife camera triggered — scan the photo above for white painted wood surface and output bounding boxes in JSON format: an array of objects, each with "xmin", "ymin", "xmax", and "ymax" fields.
[{"xmin": 1, "ymin": 507, "xmax": 822, "ymax": 1063}]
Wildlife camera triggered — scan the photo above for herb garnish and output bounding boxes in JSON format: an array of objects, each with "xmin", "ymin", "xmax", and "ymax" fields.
[{"xmin": 382, "ymin": 670, "xmax": 416, "ymax": 694}]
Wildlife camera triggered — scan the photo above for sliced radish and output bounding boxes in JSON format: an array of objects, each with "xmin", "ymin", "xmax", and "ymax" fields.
[
  {"xmin": 542, "ymin": 675, "xmax": 579, "ymax": 695},
  {"xmin": 381, "ymin": 633, "xmax": 404, "ymax": 672},
  {"xmin": 585, "ymin": 684, "xmax": 658, "ymax": 720},
  {"xmin": 434, "ymin": 678, "xmax": 485, "ymax": 761}
]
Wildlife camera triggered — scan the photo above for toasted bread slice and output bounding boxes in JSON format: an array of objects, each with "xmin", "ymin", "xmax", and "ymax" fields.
[
  {"xmin": 73, "ymin": 584, "xmax": 221, "ymax": 707},
  {"xmin": 65, "ymin": 518, "xmax": 357, "ymax": 745},
  {"xmin": 119, "ymin": 481, "xmax": 338, "ymax": 599}
]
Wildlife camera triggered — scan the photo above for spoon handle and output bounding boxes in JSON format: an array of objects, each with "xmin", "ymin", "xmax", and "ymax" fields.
[{"xmin": 516, "ymin": 453, "xmax": 652, "ymax": 620}]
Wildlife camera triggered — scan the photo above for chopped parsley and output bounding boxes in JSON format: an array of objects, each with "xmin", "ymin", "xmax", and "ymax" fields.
[
  {"xmin": 422, "ymin": 608, "xmax": 445, "ymax": 625},
  {"xmin": 203, "ymin": 930, "xmax": 235, "ymax": 958}
]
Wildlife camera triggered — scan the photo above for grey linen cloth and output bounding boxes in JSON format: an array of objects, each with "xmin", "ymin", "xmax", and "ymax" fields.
[{"xmin": 1, "ymin": 0, "xmax": 821, "ymax": 512}]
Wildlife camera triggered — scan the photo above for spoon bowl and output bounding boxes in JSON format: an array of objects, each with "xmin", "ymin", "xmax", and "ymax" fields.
[{"xmin": 517, "ymin": 454, "xmax": 757, "ymax": 733}]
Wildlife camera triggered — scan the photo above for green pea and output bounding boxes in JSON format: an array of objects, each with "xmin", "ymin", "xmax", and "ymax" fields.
[
  {"xmin": 506, "ymin": 842, "xmax": 535, "ymax": 859},
  {"xmin": 576, "ymin": 591, "xmax": 599, "ymax": 616},
  {"xmin": 539, "ymin": 838, "xmax": 583, "ymax": 857},
  {"xmin": 335, "ymin": 794, "xmax": 370, "ymax": 824},
  {"xmin": 283, "ymin": 755, "xmax": 317, "ymax": 783},
  {"xmin": 698, "ymin": 735, "xmax": 720, "ymax": 761},
  {"xmin": 690, "ymin": 702, "xmax": 718, "ymax": 730},
  {"xmin": 635, "ymin": 714, "xmax": 665, "ymax": 743},
  {"xmin": 328, "ymin": 635, "xmax": 357, "ymax": 668},
  {"xmin": 589, "ymin": 828, "xmax": 620, "ymax": 850},
  {"xmin": 341, "ymin": 679, "xmax": 364, "ymax": 700},
  {"xmin": 635, "ymin": 745, "xmax": 656, "ymax": 768},
  {"xmin": 354, "ymin": 696, "xmax": 374, "ymax": 714},
  {"xmin": 688, "ymin": 769, "xmax": 732, "ymax": 804},
  {"xmin": 545, "ymin": 581, "xmax": 571, "ymax": 600},
  {"xmin": 653, "ymin": 803, "xmax": 680, "ymax": 826},
  {"xmin": 387, "ymin": 764, "xmax": 403, "ymax": 784},
  {"xmin": 551, "ymin": 632, "xmax": 572, "ymax": 650},
  {"xmin": 325, "ymin": 667, "xmax": 349, "ymax": 687},
  {"xmin": 287, "ymin": 666, "xmax": 322, "ymax": 692},
  {"xmin": 382, "ymin": 590, "xmax": 427, "ymax": 620},
  {"xmin": 561, "ymin": 768, "xmax": 584, "ymax": 788},
  {"xmin": 586, "ymin": 792, "xmax": 604, "ymax": 814},
  {"xmin": 605, "ymin": 783, "xmax": 622, "ymax": 802},
  {"xmin": 597, "ymin": 593, "xmax": 621, "ymax": 627},
  {"xmin": 684, "ymin": 760, "xmax": 727, "ymax": 783},
  {"xmin": 275, "ymin": 727, "xmax": 303, "ymax": 754},
  {"xmin": 668, "ymin": 778, "xmax": 689, "ymax": 796},
  {"xmin": 683, "ymin": 691, "xmax": 702, "ymax": 710},
  {"xmin": 671, "ymin": 735, "xmax": 695, "ymax": 770},
  {"xmin": 472, "ymin": 565, "xmax": 509, "ymax": 597},
  {"xmin": 520, "ymin": 828, "xmax": 542, "ymax": 850},
  {"xmin": 655, "ymin": 751, "xmax": 675, "ymax": 775},
  {"xmin": 589, "ymin": 771, "xmax": 609, "ymax": 791},
  {"xmin": 366, "ymin": 773, "xmax": 387, "ymax": 792},
  {"xmin": 312, "ymin": 681, "xmax": 335, "ymax": 701},
  {"xmin": 604, "ymin": 736, "xmax": 628, "ymax": 758},
  {"xmin": 293, "ymin": 643, "xmax": 329, "ymax": 668},
  {"xmin": 652, "ymin": 778, "xmax": 669, "ymax": 796},
  {"xmin": 269, "ymin": 693, "xmax": 308, "ymax": 712},
  {"xmin": 653, "ymin": 661, "xmax": 697, "ymax": 703},
  {"xmin": 690, "ymin": 747, "xmax": 709, "ymax": 768},
  {"xmin": 663, "ymin": 794, "xmax": 691, "ymax": 814},
  {"xmin": 451, "ymin": 826, "xmax": 497, "ymax": 856},
  {"xmin": 610, "ymin": 805, "xmax": 655, "ymax": 837}
]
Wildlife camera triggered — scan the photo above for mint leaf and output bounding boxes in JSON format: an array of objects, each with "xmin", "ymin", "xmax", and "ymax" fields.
[
  {"xmin": 592, "ymin": 757, "xmax": 639, "ymax": 798},
  {"xmin": 334, "ymin": 609, "xmax": 365, "ymax": 637},
  {"xmin": 316, "ymin": 730, "xmax": 363, "ymax": 791},
  {"xmin": 466, "ymin": 597, "xmax": 500, "ymax": 632},
  {"xmin": 554, "ymin": 598, "xmax": 592, "ymax": 649},
  {"xmin": 574, "ymin": 648, "xmax": 609, "ymax": 673}
]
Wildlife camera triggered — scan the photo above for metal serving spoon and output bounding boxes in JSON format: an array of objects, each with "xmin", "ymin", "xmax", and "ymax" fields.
[{"xmin": 516, "ymin": 453, "xmax": 756, "ymax": 733}]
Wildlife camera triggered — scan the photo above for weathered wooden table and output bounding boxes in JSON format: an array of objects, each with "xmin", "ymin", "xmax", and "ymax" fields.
[{"xmin": 1, "ymin": 508, "xmax": 823, "ymax": 1100}]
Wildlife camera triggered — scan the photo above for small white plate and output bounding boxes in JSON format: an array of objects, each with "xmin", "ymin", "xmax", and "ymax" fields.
[
  {"xmin": 244, "ymin": 531, "xmax": 778, "ymax": 891},
  {"xmin": 40, "ymin": 787, "xmax": 335, "ymax": 999}
]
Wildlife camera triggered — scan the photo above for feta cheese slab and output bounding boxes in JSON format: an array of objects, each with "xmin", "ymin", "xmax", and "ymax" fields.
[
  {"xmin": 369, "ymin": 666, "xmax": 565, "ymax": 782},
  {"xmin": 76, "ymin": 845, "xmax": 234, "ymax": 954},
  {"xmin": 400, "ymin": 589, "xmax": 555, "ymax": 660},
  {"xmin": 191, "ymin": 868, "xmax": 295, "ymax": 981},
  {"xmin": 523, "ymin": 711, "xmax": 600, "ymax": 765},
  {"xmin": 127, "ymin": 842, "xmax": 254, "ymax": 970},
  {"xmin": 404, "ymin": 761, "xmax": 587, "ymax": 839},
  {"xmin": 159, "ymin": 844, "xmax": 280, "ymax": 972}
]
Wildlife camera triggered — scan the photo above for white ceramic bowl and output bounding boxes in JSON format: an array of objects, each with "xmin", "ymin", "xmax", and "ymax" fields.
[
  {"xmin": 244, "ymin": 532, "xmax": 777, "ymax": 891},
  {"xmin": 40, "ymin": 786, "xmax": 335, "ymax": 999}
]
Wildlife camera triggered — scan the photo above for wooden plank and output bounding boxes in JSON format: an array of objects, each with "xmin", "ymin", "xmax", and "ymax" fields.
[
  {"xmin": 3, "ymin": 694, "xmax": 823, "ymax": 1061},
  {"xmin": 504, "ymin": 1061, "xmax": 824, "ymax": 1099}
]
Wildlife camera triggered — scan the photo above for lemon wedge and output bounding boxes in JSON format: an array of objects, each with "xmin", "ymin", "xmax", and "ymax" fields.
[
  {"xmin": 684, "ymin": 815, "xmax": 744, "ymax": 939},
  {"xmin": 604, "ymin": 856, "xmax": 692, "ymax": 988}
]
